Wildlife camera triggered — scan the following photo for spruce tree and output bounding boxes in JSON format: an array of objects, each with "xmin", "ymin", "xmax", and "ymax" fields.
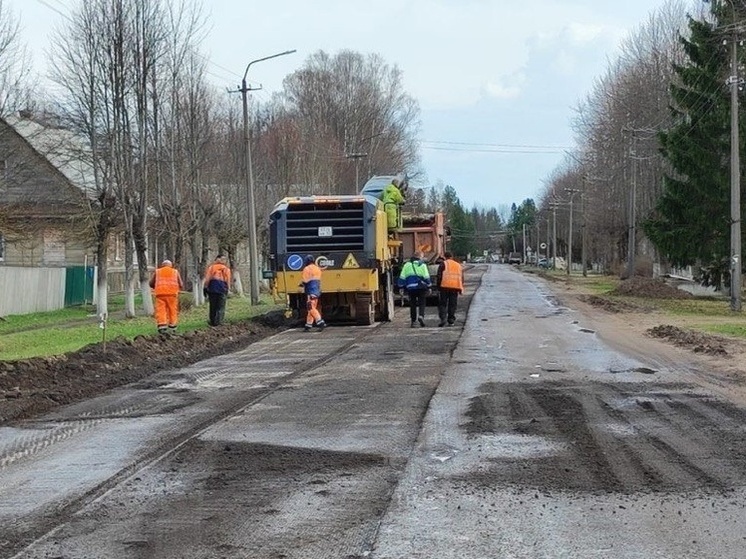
[{"xmin": 644, "ymin": 12, "xmax": 738, "ymax": 287}]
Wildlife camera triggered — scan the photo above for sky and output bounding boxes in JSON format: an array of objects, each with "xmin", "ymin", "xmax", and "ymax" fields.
[{"xmin": 15, "ymin": 0, "xmax": 682, "ymax": 210}]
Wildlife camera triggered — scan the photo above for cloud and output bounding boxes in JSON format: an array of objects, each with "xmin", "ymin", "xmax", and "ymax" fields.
[
  {"xmin": 484, "ymin": 74, "xmax": 526, "ymax": 100},
  {"xmin": 566, "ymin": 22, "xmax": 606, "ymax": 43}
]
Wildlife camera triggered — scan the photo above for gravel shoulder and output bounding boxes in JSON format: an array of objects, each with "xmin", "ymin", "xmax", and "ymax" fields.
[{"xmin": 542, "ymin": 272, "xmax": 746, "ymax": 405}]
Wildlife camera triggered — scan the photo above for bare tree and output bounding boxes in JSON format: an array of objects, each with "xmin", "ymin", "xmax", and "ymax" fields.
[
  {"xmin": 281, "ymin": 50, "xmax": 422, "ymax": 196},
  {"xmin": 49, "ymin": 0, "xmax": 120, "ymax": 319},
  {"xmin": 540, "ymin": 0, "xmax": 693, "ymax": 274},
  {"xmin": 0, "ymin": 1, "xmax": 31, "ymax": 116}
]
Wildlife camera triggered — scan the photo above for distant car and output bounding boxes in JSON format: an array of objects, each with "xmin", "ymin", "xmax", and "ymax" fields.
[
  {"xmin": 472, "ymin": 256, "xmax": 486, "ymax": 263},
  {"xmin": 538, "ymin": 257, "xmax": 550, "ymax": 269},
  {"xmin": 508, "ymin": 252, "xmax": 521, "ymax": 265}
]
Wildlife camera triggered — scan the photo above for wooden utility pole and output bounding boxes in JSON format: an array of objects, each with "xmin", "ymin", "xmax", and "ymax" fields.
[
  {"xmin": 625, "ymin": 135, "xmax": 637, "ymax": 280},
  {"xmin": 549, "ymin": 201, "xmax": 560, "ymax": 270},
  {"xmin": 564, "ymin": 188, "xmax": 580, "ymax": 275},
  {"xmin": 729, "ymin": 30, "xmax": 742, "ymax": 311},
  {"xmin": 581, "ymin": 178, "xmax": 587, "ymax": 277}
]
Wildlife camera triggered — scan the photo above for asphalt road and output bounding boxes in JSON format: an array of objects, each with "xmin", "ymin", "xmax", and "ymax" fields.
[{"xmin": 2, "ymin": 265, "xmax": 746, "ymax": 558}]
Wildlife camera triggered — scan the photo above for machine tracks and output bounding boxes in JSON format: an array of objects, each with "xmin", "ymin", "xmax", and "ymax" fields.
[{"xmin": 461, "ymin": 379, "xmax": 746, "ymax": 495}]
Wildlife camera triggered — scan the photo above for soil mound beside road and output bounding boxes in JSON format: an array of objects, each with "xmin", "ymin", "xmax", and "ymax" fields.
[
  {"xmin": 0, "ymin": 312, "xmax": 290, "ymax": 424},
  {"xmin": 577, "ymin": 294, "xmax": 652, "ymax": 314},
  {"xmin": 646, "ymin": 324, "xmax": 730, "ymax": 356},
  {"xmin": 551, "ymin": 273, "xmax": 744, "ymax": 364},
  {"xmin": 610, "ymin": 277, "xmax": 694, "ymax": 299}
]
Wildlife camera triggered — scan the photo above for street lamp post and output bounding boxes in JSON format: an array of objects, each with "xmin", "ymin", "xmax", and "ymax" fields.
[{"xmin": 240, "ymin": 49, "xmax": 296, "ymax": 305}]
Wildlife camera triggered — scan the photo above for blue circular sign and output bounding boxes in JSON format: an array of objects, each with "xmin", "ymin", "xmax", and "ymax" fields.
[{"xmin": 287, "ymin": 254, "xmax": 303, "ymax": 271}]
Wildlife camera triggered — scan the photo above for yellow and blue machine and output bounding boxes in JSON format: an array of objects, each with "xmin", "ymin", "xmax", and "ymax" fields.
[{"xmin": 266, "ymin": 194, "xmax": 396, "ymax": 324}]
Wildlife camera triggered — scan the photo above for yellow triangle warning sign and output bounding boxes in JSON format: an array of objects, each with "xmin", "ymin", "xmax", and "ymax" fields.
[{"xmin": 342, "ymin": 253, "xmax": 360, "ymax": 269}]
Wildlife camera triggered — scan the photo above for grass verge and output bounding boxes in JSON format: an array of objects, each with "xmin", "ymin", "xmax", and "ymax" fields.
[
  {"xmin": 553, "ymin": 271, "xmax": 746, "ymax": 340},
  {"xmin": 0, "ymin": 293, "xmax": 283, "ymax": 361}
]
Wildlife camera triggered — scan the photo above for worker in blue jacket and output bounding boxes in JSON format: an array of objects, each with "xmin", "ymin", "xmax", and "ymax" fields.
[{"xmin": 398, "ymin": 251, "xmax": 431, "ymax": 327}]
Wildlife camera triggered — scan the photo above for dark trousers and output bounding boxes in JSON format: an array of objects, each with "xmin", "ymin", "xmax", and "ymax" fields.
[
  {"xmin": 408, "ymin": 288, "xmax": 428, "ymax": 322},
  {"xmin": 207, "ymin": 292, "xmax": 227, "ymax": 326},
  {"xmin": 438, "ymin": 288, "xmax": 459, "ymax": 324}
]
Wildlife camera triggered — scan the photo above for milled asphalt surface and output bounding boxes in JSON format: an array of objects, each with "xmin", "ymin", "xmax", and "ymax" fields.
[
  {"xmin": 371, "ymin": 266, "xmax": 746, "ymax": 559},
  {"xmin": 3, "ymin": 265, "xmax": 746, "ymax": 559}
]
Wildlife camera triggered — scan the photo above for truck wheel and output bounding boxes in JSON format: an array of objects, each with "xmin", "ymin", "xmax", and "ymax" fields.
[{"xmin": 355, "ymin": 294, "xmax": 375, "ymax": 325}]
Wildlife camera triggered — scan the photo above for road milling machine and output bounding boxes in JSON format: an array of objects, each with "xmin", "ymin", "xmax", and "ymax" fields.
[{"xmin": 266, "ymin": 194, "xmax": 396, "ymax": 325}]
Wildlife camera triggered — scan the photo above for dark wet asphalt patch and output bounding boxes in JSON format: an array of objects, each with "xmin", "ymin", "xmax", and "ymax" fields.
[{"xmin": 457, "ymin": 380, "xmax": 746, "ymax": 495}]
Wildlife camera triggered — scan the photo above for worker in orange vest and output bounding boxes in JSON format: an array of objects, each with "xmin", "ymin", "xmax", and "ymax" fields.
[
  {"xmin": 149, "ymin": 259, "xmax": 184, "ymax": 334},
  {"xmin": 436, "ymin": 251, "xmax": 464, "ymax": 327},
  {"xmin": 300, "ymin": 255, "xmax": 326, "ymax": 332}
]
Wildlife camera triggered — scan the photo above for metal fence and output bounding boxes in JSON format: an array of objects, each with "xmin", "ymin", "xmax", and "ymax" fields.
[{"xmin": 0, "ymin": 267, "xmax": 67, "ymax": 316}]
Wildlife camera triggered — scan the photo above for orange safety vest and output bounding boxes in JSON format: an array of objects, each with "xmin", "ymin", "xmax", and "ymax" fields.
[
  {"xmin": 440, "ymin": 259, "xmax": 464, "ymax": 291},
  {"xmin": 154, "ymin": 266, "xmax": 181, "ymax": 296}
]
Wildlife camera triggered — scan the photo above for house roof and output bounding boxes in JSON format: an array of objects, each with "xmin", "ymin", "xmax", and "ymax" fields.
[{"xmin": 4, "ymin": 115, "xmax": 97, "ymax": 199}]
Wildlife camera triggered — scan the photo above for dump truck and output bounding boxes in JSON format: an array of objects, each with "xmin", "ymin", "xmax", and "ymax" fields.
[
  {"xmin": 395, "ymin": 211, "xmax": 448, "ymax": 299},
  {"xmin": 360, "ymin": 175, "xmax": 449, "ymax": 299},
  {"xmin": 266, "ymin": 194, "xmax": 396, "ymax": 324}
]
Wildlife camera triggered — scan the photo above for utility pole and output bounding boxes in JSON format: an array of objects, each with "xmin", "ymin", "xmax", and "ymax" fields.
[
  {"xmin": 345, "ymin": 152, "xmax": 367, "ymax": 194},
  {"xmin": 235, "ymin": 50, "xmax": 296, "ymax": 305},
  {"xmin": 522, "ymin": 223, "xmax": 527, "ymax": 263},
  {"xmin": 620, "ymin": 126, "xmax": 655, "ymax": 280},
  {"xmin": 581, "ymin": 179, "xmax": 587, "ymax": 277},
  {"xmin": 728, "ymin": 28, "xmax": 742, "ymax": 311},
  {"xmin": 240, "ymin": 78, "xmax": 261, "ymax": 304},
  {"xmin": 549, "ymin": 201, "xmax": 560, "ymax": 270},
  {"xmin": 625, "ymin": 135, "xmax": 638, "ymax": 280},
  {"xmin": 564, "ymin": 188, "xmax": 580, "ymax": 275}
]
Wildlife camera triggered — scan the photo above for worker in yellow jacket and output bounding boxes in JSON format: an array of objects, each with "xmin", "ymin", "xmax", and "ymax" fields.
[
  {"xmin": 150, "ymin": 259, "xmax": 184, "ymax": 334},
  {"xmin": 381, "ymin": 178, "xmax": 405, "ymax": 230}
]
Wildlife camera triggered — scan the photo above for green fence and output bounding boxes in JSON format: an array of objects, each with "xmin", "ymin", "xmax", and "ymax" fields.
[{"xmin": 65, "ymin": 266, "xmax": 94, "ymax": 307}]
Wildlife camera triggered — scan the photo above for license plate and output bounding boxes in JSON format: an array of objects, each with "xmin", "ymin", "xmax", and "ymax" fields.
[{"xmin": 318, "ymin": 226, "xmax": 332, "ymax": 237}]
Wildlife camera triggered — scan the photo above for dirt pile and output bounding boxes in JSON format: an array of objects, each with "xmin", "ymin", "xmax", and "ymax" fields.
[
  {"xmin": 0, "ymin": 312, "xmax": 291, "ymax": 424},
  {"xmin": 646, "ymin": 324, "xmax": 729, "ymax": 356},
  {"xmin": 611, "ymin": 277, "xmax": 694, "ymax": 299},
  {"xmin": 577, "ymin": 294, "xmax": 651, "ymax": 313}
]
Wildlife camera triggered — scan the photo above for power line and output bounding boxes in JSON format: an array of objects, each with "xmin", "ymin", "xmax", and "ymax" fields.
[
  {"xmin": 422, "ymin": 145, "xmax": 568, "ymax": 154},
  {"xmin": 423, "ymin": 140, "xmax": 572, "ymax": 150},
  {"xmin": 33, "ymin": 0, "xmax": 69, "ymax": 19}
]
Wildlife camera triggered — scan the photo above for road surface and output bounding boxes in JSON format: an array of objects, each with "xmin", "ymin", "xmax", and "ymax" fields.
[{"xmin": 2, "ymin": 265, "xmax": 746, "ymax": 558}]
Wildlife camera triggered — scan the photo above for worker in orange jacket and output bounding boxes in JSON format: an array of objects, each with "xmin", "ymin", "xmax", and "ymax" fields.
[
  {"xmin": 300, "ymin": 254, "xmax": 326, "ymax": 332},
  {"xmin": 436, "ymin": 251, "xmax": 464, "ymax": 327},
  {"xmin": 150, "ymin": 259, "xmax": 184, "ymax": 334}
]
